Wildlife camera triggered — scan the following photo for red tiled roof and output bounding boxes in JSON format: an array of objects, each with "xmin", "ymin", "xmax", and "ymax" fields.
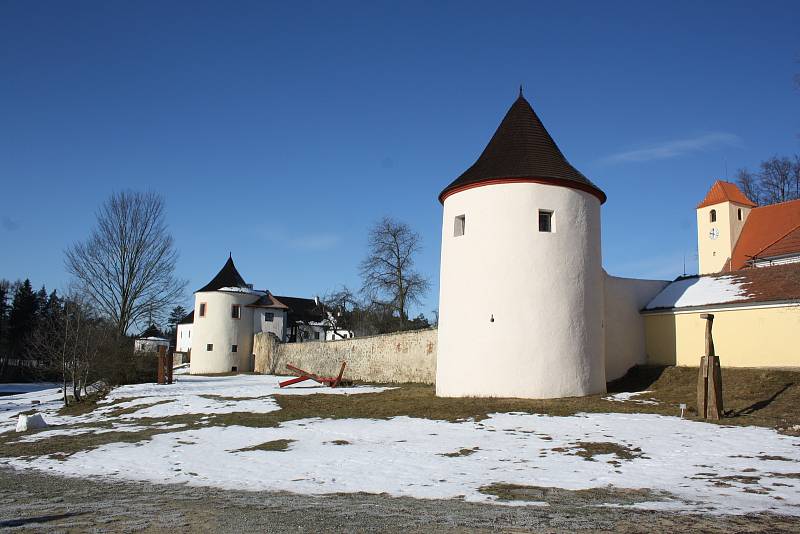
[
  {"xmin": 730, "ymin": 199, "xmax": 800, "ymax": 269},
  {"xmin": 697, "ymin": 181, "xmax": 756, "ymax": 209},
  {"xmin": 759, "ymin": 225, "xmax": 800, "ymax": 259}
]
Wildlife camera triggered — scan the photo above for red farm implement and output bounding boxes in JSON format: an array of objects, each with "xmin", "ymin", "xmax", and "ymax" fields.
[{"xmin": 278, "ymin": 362, "xmax": 351, "ymax": 388}]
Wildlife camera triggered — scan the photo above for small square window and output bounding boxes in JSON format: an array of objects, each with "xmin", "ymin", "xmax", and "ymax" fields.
[
  {"xmin": 538, "ymin": 210, "xmax": 553, "ymax": 232},
  {"xmin": 206, "ymin": 344, "xmax": 213, "ymax": 351},
  {"xmin": 454, "ymin": 215, "xmax": 465, "ymax": 237},
  {"xmin": 199, "ymin": 303, "xmax": 207, "ymax": 317},
  {"xmin": 231, "ymin": 304, "xmax": 241, "ymax": 319},
  {"xmin": 231, "ymin": 344, "xmax": 238, "ymax": 353},
  {"xmin": 314, "ymin": 332, "xmax": 320, "ymax": 340},
  {"xmin": 264, "ymin": 312, "xmax": 274, "ymax": 322}
]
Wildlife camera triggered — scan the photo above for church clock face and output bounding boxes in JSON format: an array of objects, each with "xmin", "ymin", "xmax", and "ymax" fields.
[{"xmin": 709, "ymin": 227, "xmax": 719, "ymax": 240}]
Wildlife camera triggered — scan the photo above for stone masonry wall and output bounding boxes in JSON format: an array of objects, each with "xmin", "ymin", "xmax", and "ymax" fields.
[{"xmin": 254, "ymin": 328, "xmax": 437, "ymax": 384}]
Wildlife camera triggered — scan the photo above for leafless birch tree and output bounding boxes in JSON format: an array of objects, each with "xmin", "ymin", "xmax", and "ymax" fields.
[
  {"xmin": 65, "ymin": 191, "xmax": 186, "ymax": 335},
  {"xmin": 359, "ymin": 217, "xmax": 430, "ymax": 329}
]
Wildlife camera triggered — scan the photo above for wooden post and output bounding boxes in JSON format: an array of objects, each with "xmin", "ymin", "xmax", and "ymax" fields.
[
  {"xmin": 698, "ymin": 313, "xmax": 723, "ymax": 420},
  {"xmin": 166, "ymin": 347, "xmax": 174, "ymax": 385},
  {"xmin": 157, "ymin": 345, "xmax": 166, "ymax": 385}
]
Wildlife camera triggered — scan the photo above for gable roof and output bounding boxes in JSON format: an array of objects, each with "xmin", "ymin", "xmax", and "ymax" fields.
[
  {"xmin": 196, "ymin": 256, "xmax": 248, "ymax": 293},
  {"xmin": 644, "ymin": 262, "xmax": 800, "ymax": 312},
  {"xmin": 439, "ymin": 93, "xmax": 606, "ymax": 204},
  {"xmin": 730, "ymin": 199, "xmax": 800, "ymax": 270},
  {"xmin": 274, "ymin": 295, "xmax": 324, "ymax": 325},
  {"xmin": 246, "ymin": 292, "xmax": 289, "ymax": 310},
  {"xmin": 697, "ymin": 180, "xmax": 756, "ymax": 209}
]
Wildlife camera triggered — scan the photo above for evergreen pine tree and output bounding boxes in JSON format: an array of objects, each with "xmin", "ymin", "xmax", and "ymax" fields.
[
  {"xmin": 34, "ymin": 285, "xmax": 48, "ymax": 327},
  {"xmin": 167, "ymin": 305, "xmax": 187, "ymax": 345},
  {"xmin": 9, "ymin": 279, "xmax": 37, "ymax": 361},
  {"xmin": 0, "ymin": 280, "xmax": 10, "ymax": 374}
]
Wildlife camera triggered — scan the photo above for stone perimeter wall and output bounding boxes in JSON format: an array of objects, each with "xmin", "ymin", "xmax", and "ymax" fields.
[{"xmin": 254, "ymin": 328, "xmax": 437, "ymax": 384}]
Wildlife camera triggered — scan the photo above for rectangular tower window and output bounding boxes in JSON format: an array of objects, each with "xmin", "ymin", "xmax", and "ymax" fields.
[
  {"xmin": 231, "ymin": 304, "xmax": 241, "ymax": 319},
  {"xmin": 454, "ymin": 215, "xmax": 465, "ymax": 237},
  {"xmin": 231, "ymin": 344, "xmax": 238, "ymax": 352},
  {"xmin": 538, "ymin": 210, "xmax": 553, "ymax": 232},
  {"xmin": 264, "ymin": 312, "xmax": 274, "ymax": 322},
  {"xmin": 206, "ymin": 344, "xmax": 213, "ymax": 351},
  {"xmin": 199, "ymin": 302, "xmax": 207, "ymax": 317}
]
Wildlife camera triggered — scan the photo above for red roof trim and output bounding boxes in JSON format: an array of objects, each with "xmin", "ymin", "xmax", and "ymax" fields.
[{"xmin": 438, "ymin": 177, "xmax": 608, "ymax": 204}]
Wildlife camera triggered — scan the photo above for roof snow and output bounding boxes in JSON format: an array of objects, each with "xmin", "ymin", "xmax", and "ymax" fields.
[
  {"xmin": 644, "ymin": 275, "xmax": 751, "ymax": 310},
  {"xmin": 218, "ymin": 286, "xmax": 266, "ymax": 296}
]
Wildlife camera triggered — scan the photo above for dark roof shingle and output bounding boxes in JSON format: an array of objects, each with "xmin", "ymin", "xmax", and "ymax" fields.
[
  {"xmin": 196, "ymin": 256, "xmax": 248, "ymax": 292},
  {"xmin": 439, "ymin": 94, "xmax": 605, "ymax": 204}
]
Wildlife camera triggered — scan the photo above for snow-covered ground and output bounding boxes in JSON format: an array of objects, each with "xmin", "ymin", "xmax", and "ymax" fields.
[{"xmin": 2, "ymin": 375, "xmax": 799, "ymax": 515}]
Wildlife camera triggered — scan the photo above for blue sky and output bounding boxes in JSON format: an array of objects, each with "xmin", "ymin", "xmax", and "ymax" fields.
[{"xmin": 1, "ymin": 1, "xmax": 798, "ymax": 319}]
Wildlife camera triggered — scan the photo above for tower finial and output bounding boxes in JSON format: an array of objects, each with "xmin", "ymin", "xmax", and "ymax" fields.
[
  {"xmin": 519, "ymin": 84, "xmax": 523, "ymax": 97},
  {"xmin": 229, "ymin": 251, "xmax": 232, "ymax": 259}
]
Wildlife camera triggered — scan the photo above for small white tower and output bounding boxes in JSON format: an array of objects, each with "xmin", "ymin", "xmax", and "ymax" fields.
[
  {"xmin": 191, "ymin": 255, "xmax": 258, "ymax": 374},
  {"xmin": 436, "ymin": 92, "xmax": 607, "ymax": 399}
]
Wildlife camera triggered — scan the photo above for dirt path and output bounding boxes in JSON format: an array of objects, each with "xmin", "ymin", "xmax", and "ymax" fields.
[{"xmin": 1, "ymin": 467, "xmax": 798, "ymax": 533}]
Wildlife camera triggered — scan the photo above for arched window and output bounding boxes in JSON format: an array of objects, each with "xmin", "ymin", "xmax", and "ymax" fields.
[
  {"xmin": 737, "ymin": 208, "xmax": 743, "ymax": 221},
  {"xmin": 710, "ymin": 209, "xmax": 716, "ymax": 223}
]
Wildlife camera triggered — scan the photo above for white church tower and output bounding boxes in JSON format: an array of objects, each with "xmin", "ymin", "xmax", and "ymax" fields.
[{"xmin": 436, "ymin": 91, "xmax": 607, "ymax": 399}]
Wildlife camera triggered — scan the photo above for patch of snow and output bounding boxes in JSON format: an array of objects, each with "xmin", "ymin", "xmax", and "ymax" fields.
[
  {"xmin": 645, "ymin": 275, "xmax": 750, "ymax": 310},
  {"xmin": 603, "ymin": 391, "xmax": 659, "ymax": 405},
  {"xmin": 3, "ymin": 412, "xmax": 799, "ymax": 515}
]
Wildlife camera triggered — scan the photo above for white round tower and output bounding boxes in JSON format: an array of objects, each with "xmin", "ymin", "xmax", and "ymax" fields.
[
  {"xmin": 190, "ymin": 256, "xmax": 258, "ymax": 374},
  {"xmin": 436, "ymin": 93, "xmax": 607, "ymax": 399}
]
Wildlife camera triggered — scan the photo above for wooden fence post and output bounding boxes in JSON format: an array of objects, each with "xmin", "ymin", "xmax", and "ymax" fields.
[{"xmin": 698, "ymin": 313, "xmax": 723, "ymax": 420}]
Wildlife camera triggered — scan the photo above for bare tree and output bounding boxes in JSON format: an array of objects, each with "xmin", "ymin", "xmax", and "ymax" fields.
[
  {"xmin": 735, "ymin": 168, "xmax": 761, "ymax": 206},
  {"xmin": 65, "ymin": 191, "xmax": 186, "ymax": 335},
  {"xmin": 359, "ymin": 217, "xmax": 430, "ymax": 330},
  {"xmin": 28, "ymin": 297, "xmax": 110, "ymax": 405},
  {"xmin": 759, "ymin": 156, "xmax": 799, "ymax": 204}
]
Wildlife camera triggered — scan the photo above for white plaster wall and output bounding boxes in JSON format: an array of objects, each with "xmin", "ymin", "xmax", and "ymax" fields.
[
  {"xmin": 190, "ymin": 291, "xmax": 259, "ymax": 374},
  {"xmin": 176, "ymin": 323, "xmax": 192, "ymax": 353},
  {"xmin": 436, "ymin": 182, "xmax": 605, "ymax": 399},
  {"xmin": 253, "ymin": 309, "xmax": 287, "ymax": 340},
  {"xmin": 603, "ymin": 273, "xmax": 669, "ymax": 381}
]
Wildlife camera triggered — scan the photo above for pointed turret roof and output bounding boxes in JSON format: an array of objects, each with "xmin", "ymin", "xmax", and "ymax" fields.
[
  {"xmin": 196, "ymin": 255, "xmax": 248, "ymax": 292},
  {"xmin": 439, "ymin": 93, "xmax": 606, "ymax": 204},
  {"xmin": 697, "ymin": 180, "xmax": 756, "ymax": 209}
]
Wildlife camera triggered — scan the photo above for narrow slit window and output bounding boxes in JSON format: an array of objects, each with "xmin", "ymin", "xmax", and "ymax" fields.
[
  {"xmin": 199, "ymin": 302, "xmax": 207, "ymax": 317},
  {"xmin": 737, "ymin": 208, "xmax": 742, "ymax": 221},
  {"xmin": 710, "ymin": 209, "xmax": 716, "ymax": 222},
  {"xmin": 538, "ymin": 210, "xmax": 553, "ymax": 232},
  {"xmin": 231, "ymin": 304, "xmax": 241, "ymax": 319},
  {"xmin": 454, "ymin": 215, "xmax": 465, "ymax": 237},
  {"xmin": 231, "ymin": 344, "xmax": 238, "ymax": 353}
]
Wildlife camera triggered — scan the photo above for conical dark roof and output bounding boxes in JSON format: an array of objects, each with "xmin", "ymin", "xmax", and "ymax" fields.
[
  {"xmin": 439, "ymin": 94, "xmax": 606, "ymax": 204},
  {"xmin": 196, "ymin": 256, "xmax": 248, "ymax": 292}
]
